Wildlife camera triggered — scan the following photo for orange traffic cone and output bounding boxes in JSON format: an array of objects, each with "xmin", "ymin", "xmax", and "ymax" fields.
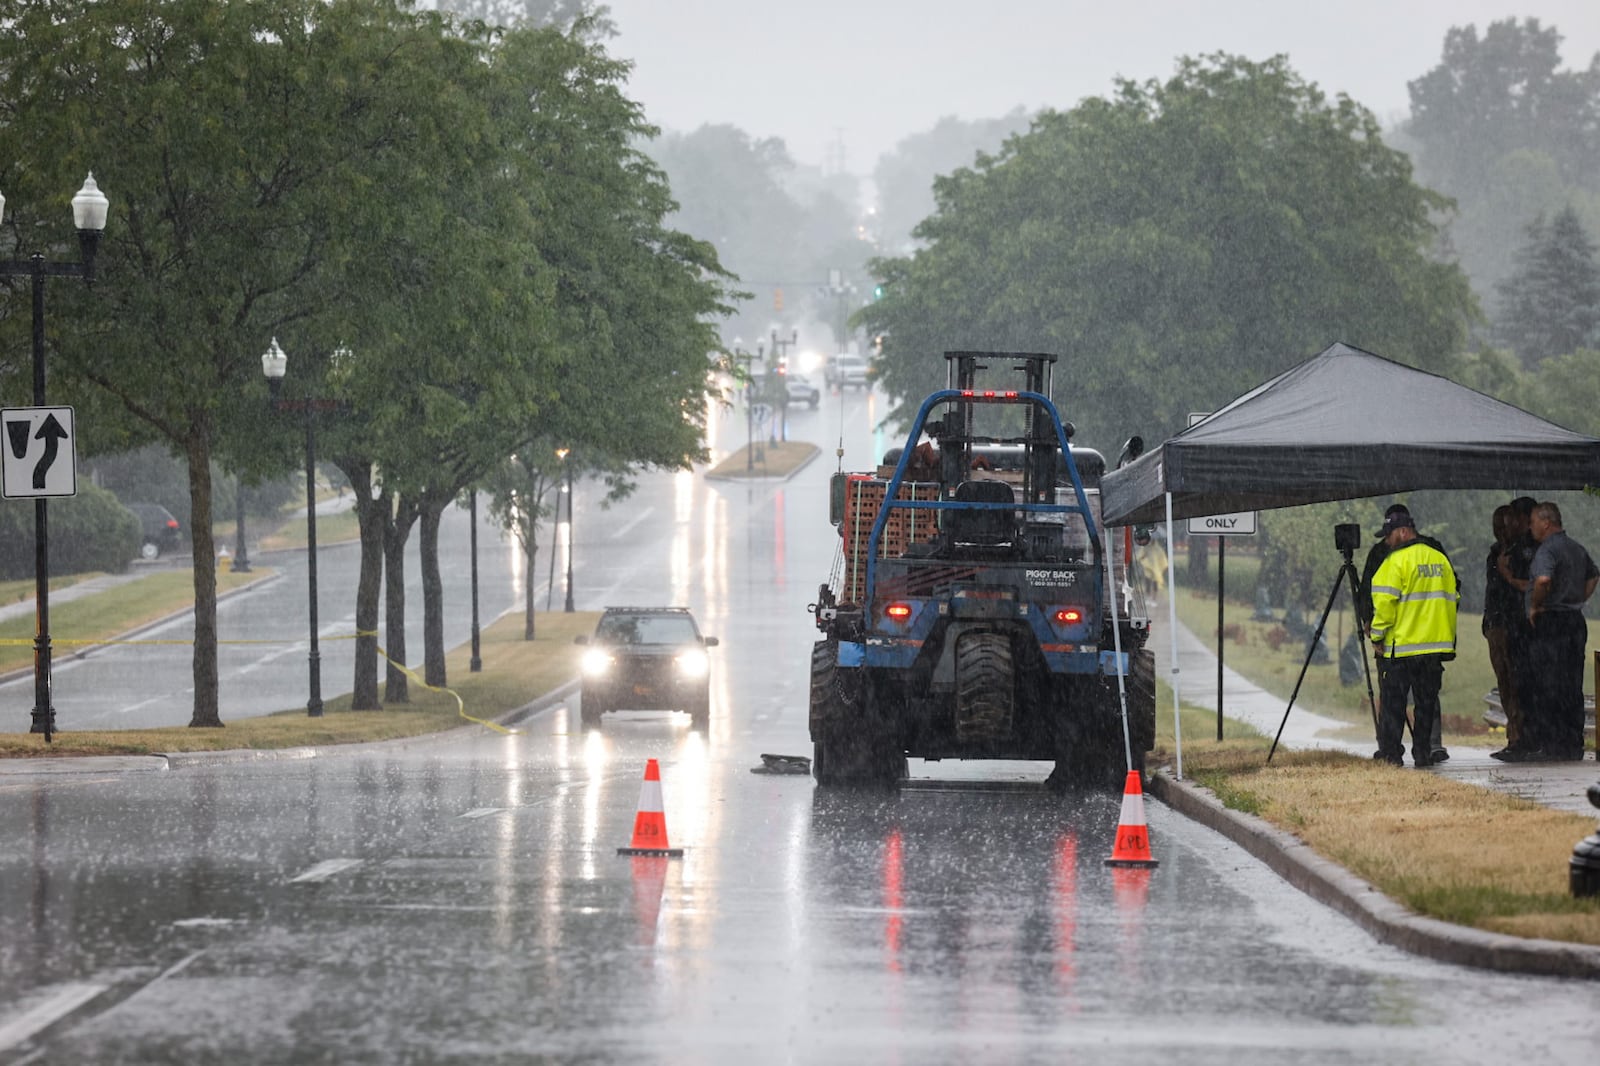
[
  {"xmin": 1104, "ymin": 769, "xmax": 1159, "ymax": 868},
  {"xmin": 618, "ymin": 759, "xmax": 684, "ymax": 857}
]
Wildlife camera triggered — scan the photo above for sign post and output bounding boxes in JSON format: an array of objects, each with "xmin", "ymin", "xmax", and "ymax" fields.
[{"xmin": 1185, "ymin": 413, "xmax": 1256, "ymax": 740}]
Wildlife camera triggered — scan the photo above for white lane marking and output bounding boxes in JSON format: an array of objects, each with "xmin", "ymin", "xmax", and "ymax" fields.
[
  {"xmin": 0, "ymin": 981, "xmax": 110, "ymax": 1051},
  {"xmin": 288, "ymin": 858, "xmax": 363, "ymax": 884},
  {"xmin": 459, "ymin": 807, "xmax": 507, "ymax": 819},
  {"xmin": 605, "ymin": 507, "xmax": 654, "ymax": 541}
]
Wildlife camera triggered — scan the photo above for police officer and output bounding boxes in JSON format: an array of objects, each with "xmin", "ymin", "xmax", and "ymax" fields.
[
  {"xmin": 1525, "ymin": 502, "xmax": 1598, "ymax": 761},
  {"xmin": 1495, "ymin": 496, "xmax": 1541, "ymax": 760},
  {"xmin": 1369, "ymin": 508, "xmax": 1460, "ymax": 767},
  {"xmin": 1358, "ymin": 503, "xmax": 1453, "ymax": 762}
]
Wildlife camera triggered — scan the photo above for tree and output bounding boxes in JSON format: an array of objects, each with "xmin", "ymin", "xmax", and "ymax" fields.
[
  {"xmin": 437, "ymin": 0, "xmax": 603, "ymax": 32},
  {"xmin": 0, "ymin": 0, "xmax": 514, "ymax": 727},
  {"xmin": 1495, "ymin": 206, "xmax": 1600, "ymax": 365},
  {"xmin": 858, "ymin": 55, "xmax": 1478, "ymax": 453},
  {"xmin": 872, "ymin": 109, "xmax": 1034, "ymax": 255},
  {"xmin": 1404, "ymin": 17, "xmax": 1600, "ymax": 294},
  {"xmin": 483, "ymin": 448, "xmax": 568, "ymax": 640},
  {"xmin": 370, "ymin": 18, "xmax": 732, "ymax": 687}
]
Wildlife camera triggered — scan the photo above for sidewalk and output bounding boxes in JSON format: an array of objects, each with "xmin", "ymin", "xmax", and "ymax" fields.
[
  {"xmin": 0, "ymin": 571, "xmax": 153, "ymax": 626},
  {"xmin": 1147, "ymin": 608, "xmax": 1600, "ymax": 816}
]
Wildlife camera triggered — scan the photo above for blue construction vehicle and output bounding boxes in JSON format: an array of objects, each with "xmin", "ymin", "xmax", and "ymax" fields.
[{"xmin": 807, "ymin": 351, "xmax": 1154, "ymax": 787}]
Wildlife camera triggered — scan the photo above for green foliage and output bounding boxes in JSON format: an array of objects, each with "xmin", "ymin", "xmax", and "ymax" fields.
[
  {"xmin": 858, "ymin": 54, "xmax": 1477, "ymax": 453},
  {"xmin": 0, "ymin": 482, "xmax": 139, "ymax": 579},
  {"xmin": 1403, "ymin": 17, "xmax": 1600, "ymax": 297},
  {"xmin": 647, "ymin": 124, "xmax": 868, "ymax": 347},
  {"xmin": 1495, "ymin": 207, "xmax": 1600, "ymax": 365},
  {"xmin": 0, "ymin": 1, "xmax": 733, "ymax": 719},
  {"xmin": 871, "ymin": 109, "xmax": 1034, "ymax": 255}
]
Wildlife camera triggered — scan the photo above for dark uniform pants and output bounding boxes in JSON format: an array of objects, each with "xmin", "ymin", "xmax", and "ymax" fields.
[
  {"xmin": 1528, "ymin": 610, "xmax": 1587, "ymax": 755},
  {"xmin": 1377, "ymin": 654, "xmax": 1445, "ymax": 764}
]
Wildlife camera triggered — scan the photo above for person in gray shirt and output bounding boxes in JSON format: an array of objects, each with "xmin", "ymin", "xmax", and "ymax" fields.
[{"xmin": 1525, "ymin": 502, "xmax": 1599, "ymax": 761}]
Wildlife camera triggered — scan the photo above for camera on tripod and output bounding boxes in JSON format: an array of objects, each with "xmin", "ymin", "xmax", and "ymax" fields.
[{"xmin": 1334, "ymin": 522, "xmax": 1362, "ymax": 553}]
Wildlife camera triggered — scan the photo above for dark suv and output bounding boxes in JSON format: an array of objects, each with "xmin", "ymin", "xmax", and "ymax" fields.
[
  {"xmin": 574, "ymin": 607, "xmax": 717, "ymax": 729},
  {"xmin": 127, "ymin": 503, "xmax": 182, "ymax": 559}
]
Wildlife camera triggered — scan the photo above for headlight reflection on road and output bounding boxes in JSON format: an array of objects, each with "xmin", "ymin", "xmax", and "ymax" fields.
[
  {"xmin": 670, "ymin": 469, "xmax": 694, "ymax": 605},
  {"xmin": 659, "ymin": 729, "xmax": 715, "ymax": 956},
  {"xmin": 493, "ymin": 750, "xmax": 522, "ymax": 944},
  {"xmin": 579, "ymin": 728, "xmax": 610, "ymax": 881}
]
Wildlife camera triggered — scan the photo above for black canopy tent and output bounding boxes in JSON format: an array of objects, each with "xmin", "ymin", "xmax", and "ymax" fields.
[{"xmin": 1100, "ymin": 342, "xmax": 1600, "ymax": 526}]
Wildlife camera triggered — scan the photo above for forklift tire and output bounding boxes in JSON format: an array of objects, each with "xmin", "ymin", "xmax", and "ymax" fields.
[{"xmin": 955, "ymin": 631, "xmax": 1014, "ymax": 743}]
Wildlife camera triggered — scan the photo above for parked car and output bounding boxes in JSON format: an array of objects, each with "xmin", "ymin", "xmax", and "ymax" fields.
[
  {"xmin": 824, "ymin": 353, "xmax": 870, "ymax": 390},
  {"xmin": 574, "ymin": 606, "xmax": 717, "ymax": 729},
  {"xmin": 784, "ymin": 375, "xmax": 821, "ymax": 408},
  {"xmin": 127, "ymin": 503, "xmax": 182, "ymax": 559}
]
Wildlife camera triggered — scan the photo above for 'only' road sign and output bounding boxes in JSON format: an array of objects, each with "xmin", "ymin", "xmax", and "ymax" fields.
[{"xmin": 2, "ymin": 406, "xmax": 77, "ymax": 499}]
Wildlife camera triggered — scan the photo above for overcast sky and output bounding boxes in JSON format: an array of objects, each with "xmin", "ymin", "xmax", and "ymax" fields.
[{"xmin": 603, "ymin": 1, "xmax": 1600, "ymax": 173}]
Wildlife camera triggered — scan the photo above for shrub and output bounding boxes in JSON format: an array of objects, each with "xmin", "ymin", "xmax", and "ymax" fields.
[{"xmin": 0, "ymin": 482, "xmax": 141, "ymax": 579}]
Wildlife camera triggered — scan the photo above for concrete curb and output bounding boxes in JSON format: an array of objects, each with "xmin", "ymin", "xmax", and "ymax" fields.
[
  {"xmin": 702, "ymin": 442, "xmax": 822, "ymax": 484},
  {"xmin": 1148, "ymin": 768, "xmax": 1600, "ymax": 978},
  {"xmin": 0, "ymin": 569, "xmax": 285, "ymax": 687},
  {"xmin": 159, "ymin": 678, "xmax": 583, "ymax": 768}
]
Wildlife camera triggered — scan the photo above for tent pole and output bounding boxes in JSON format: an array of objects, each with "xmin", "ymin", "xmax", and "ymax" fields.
[
  {"xmin": 1166, "ymin": 492, "xmax": 1182, "ymax": 779},
  {"xmin": 1105, "ymin": 524, "xmax": 1134, "ymax": 772}
]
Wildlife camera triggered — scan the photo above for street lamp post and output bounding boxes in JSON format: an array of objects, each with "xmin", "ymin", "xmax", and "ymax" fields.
[
  {"xmin": 557, "ymin": 447, "xmax": 575, "ymax": 613},
  {"xmin": 261, "ymin": 337, "xmax": 341, "ymax": 717},
  {"xmin": 469, "ymin": 489, "xmax": 482, "ymax": 672},
  {"xmin": 0, "ymin": 174, "xmax": 110, "ymax": 741}
]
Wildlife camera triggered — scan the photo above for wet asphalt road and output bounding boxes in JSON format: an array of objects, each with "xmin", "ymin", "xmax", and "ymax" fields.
[{"xmin": 2, "ymin": 384, "xmax": 1597, "ymax": 1062}]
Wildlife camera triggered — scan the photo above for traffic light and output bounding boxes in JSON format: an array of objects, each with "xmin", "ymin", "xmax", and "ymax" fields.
[
  {"xmin": 872, "ymin": 283, "xmax": 885, "ymax": 301},
  {"xmin": 774, "ymin": 286, "xmax": 784, "ymax": 311}
]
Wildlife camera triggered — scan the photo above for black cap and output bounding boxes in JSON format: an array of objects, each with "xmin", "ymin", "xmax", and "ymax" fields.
[
  {"xmin": 1373, "ymin": 504, "xmax": 1411, "ymax": 539},
  {"xmin": 1510, "ymin": 496, "xmax": 1536, "ymax": 516}
]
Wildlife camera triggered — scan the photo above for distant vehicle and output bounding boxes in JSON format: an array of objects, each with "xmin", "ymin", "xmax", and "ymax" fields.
[
  {"xmin": 824, "ymin": 353, "xmax": 870, "ymax": 390},
  {"xmin": 784, "ymin": 375, "xmax": 821, "ymax": 408},
  {"xmin": 127, "ymin": 503, "xmax": 182, "ymax": 559},
  {"xmin": 574, "ymin": 606, "xmax": 718, "ymax": 729}
]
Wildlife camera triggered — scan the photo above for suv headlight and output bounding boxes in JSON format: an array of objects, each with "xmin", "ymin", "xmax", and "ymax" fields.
[
  {"xmin": 581, "ymin": 648, "xmax": 614, "ymax": 677},
  {"xmin": 675, "ymin": 648, "xmax": 709, "ymax": 678}
]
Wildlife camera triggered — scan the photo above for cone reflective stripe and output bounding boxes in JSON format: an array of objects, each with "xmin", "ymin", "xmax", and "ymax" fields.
[
  {"xmin": 618, "ymin": 759, "xmax": 684, "ymax": 857},
  {"xmin": 1105, "ymin": 770, "xmax": 1159, "ymax": 868}
]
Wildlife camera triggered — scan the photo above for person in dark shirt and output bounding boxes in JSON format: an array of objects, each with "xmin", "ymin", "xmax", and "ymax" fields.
[
  {"xmin": 1483, "ymin": 505, "xmax": 1524, "ymax": 759},
  {"xmin": 1524, "ymin": 502, "xmax": 1598, "ymax": 761},
  {"xmin": 1357, "ymin": 503, "xmax": 1453, "ymax": 762},
  {"xmin": 1495, "ymin": 496, "xmax": 1542, "ymax": 760}
]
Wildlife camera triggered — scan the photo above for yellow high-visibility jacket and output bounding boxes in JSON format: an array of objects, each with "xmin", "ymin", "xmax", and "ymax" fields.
[{"xmin": 1369, "ymin": 539, "xmax": 1459, "ymax": 658}]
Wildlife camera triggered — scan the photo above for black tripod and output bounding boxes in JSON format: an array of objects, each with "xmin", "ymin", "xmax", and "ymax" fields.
[{"xmin": 1268, "ymin": 546, "xmax": 1378, "ymax": 762}]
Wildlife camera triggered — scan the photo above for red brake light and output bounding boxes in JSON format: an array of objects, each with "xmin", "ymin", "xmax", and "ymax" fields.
[
  {"xmin": 166, "ymin": 520, "xmax": 179, "ymax": 529},
  {"xmin": 886, "ymin": 603, "xmax": 912, "ymax": 621},
  {"xmin": 1054, "ymin": 608, "xmax": 1082, "ymax": 625}
]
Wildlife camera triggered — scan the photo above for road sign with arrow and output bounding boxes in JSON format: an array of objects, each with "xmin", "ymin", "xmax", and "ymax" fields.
[{"xmin": 2, "ymin": 406, "xmax": 77, "ymax": 498}]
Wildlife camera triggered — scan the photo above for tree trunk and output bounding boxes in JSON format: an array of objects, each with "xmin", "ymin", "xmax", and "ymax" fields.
[
  {"xmin": 524, "ymin": 540, "xmax": 537, "ymax": 641},
  {"xmin": 383, "ymin": 495, "xmax": 418, "ymax": 703},
  {"xmin": 420, "ymin": 498, "xmax": 447, "ymax": 687},
  {"xmin": 341, "ymin": 457, "xmax": 383, "ymax": 710},
  {"xmin": 186, "ymin": 429, "xmax": 222, "ymax": 727}
]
